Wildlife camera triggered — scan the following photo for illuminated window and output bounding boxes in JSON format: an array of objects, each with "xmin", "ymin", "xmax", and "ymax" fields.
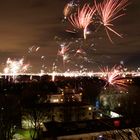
[
  {"xmin": 53, "ymin": 99, "xmax": 59, "ymax": 103},
  {"xmin": 114, "ymin": 120, "xmax": 120, "ymax": 127}
]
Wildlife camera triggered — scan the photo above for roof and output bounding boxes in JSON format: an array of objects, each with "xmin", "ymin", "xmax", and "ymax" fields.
[{"xmin": 44, "ymin": 117, "xmax": 138, "ymax": 137}]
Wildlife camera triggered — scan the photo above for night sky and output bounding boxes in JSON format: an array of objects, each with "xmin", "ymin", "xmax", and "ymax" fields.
[{"xmin": 0, "ymin": 0, "xmax": 139, "ymax": 72}]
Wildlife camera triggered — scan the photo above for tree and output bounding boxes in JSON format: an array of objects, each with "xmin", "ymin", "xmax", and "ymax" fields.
[
  {"xmin": 23, "ymin": 106, "xmax": 48, "ymax": 140},
  {"xmin": 0, "ymin": 94, "xmax": 20, "ymax": 140}
]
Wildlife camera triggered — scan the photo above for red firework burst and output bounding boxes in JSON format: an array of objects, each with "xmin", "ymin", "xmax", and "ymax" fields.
[
  {"xmin": 100, "ymin": 65, "xmax": 128, "ymax": 91},
  {"xmin": 94, "ymin": 0, "xmax": 128, "ymax": 42},
  {"xmin": 68, "ymin": 4, "xmax": 96, "ymax": 39}
]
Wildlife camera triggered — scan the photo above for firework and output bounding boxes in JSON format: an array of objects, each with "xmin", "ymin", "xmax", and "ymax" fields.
[
  {"xmin": 75, "ymin": 48, "xmax": 86, "ymax": 55},
  {"xmin": 63, "ymin": 0, "xmax": 79, "ymax": 19},
  {"xmin": 94, "ymin": 0, "xmax": 128, "ymax": 42},
  {"xmin": 57, "ymin": 42, "xmax": 71, "ymax": 70},
  {"xmin": 63, "ymin": 1, "xmax": 74, "ymax": 19},
  {"xmin": 35, "ymin": 47, "xmax": 40, "ymax": 52},
  {"xmin": 58, "ymin": 45, "xmax": 69, "ymax": 56},
  {"xmin": 41, "ymin": 56, "xmax": 45, "ymax": 59},
  {"xmin": 100, "ymin": 65, "xmax": 128, "ymax": 91},
  {"xmin": 28, "ymin": 45, "xmax": 40, "ymax": 53},
  {"xmin": 63, "ymin": 54, "xmax": 70, "ymax": 61},
  {"xmin": 3, "ymin": 58, "xmax": 30, "ymax": 75},
  {"xmin": 68, "ymin": 4, "xmax": 96, "ymax": 39}
]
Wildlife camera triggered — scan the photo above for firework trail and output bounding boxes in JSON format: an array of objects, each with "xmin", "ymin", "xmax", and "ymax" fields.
[
  {"xmin": 100, "ymin": 65, "xmax": 128, "ymax": 91},
  {"xmin": 75, "ymin": 48, "xmax": 86, "ymax": 56},
  {"xmin": 28, "ymin": 45, "xmax": 40, "ymax": 53},
  {"xmin": 3, "ymin": 58, "xmax": 30, "ymax": 75},
  {"xmin": 57, "ymin": 43, "xmax": 71, "ymax": 70},
  {"xmin": 94, "ymin": 0, "xmax": 128, "ymax": 42},
  {"xmin": 68, "ymin": 4, "xmax": 96, "ymax": 39},
  {"xmin": 36, "ymin": 47, "xmax": 40, "ymax": 52}
]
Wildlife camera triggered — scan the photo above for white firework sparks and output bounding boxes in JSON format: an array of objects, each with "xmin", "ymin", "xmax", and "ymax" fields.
[{"xmin": 3, "ymin": 58, "xmax": 30, "ymax": 75}]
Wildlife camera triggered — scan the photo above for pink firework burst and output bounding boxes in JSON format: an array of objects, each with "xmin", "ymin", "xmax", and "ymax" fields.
[
  {"xmin": 58, "ymin": 44, "xmax": 70, "ymax": 69},
  {"xmin": 94, "ymin": 0, "xmax": 128, "ymax": 42},
  {"xmin": 100, "ymin": 65, "xmax": 128, "ymax": 91},
  {"xmin": 68, "ymin": 4, "xmax": 96, "ymax": 39},
  {"xmin": 58, "ymin": 46, "xmax": 69, "ymax": 56}
]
